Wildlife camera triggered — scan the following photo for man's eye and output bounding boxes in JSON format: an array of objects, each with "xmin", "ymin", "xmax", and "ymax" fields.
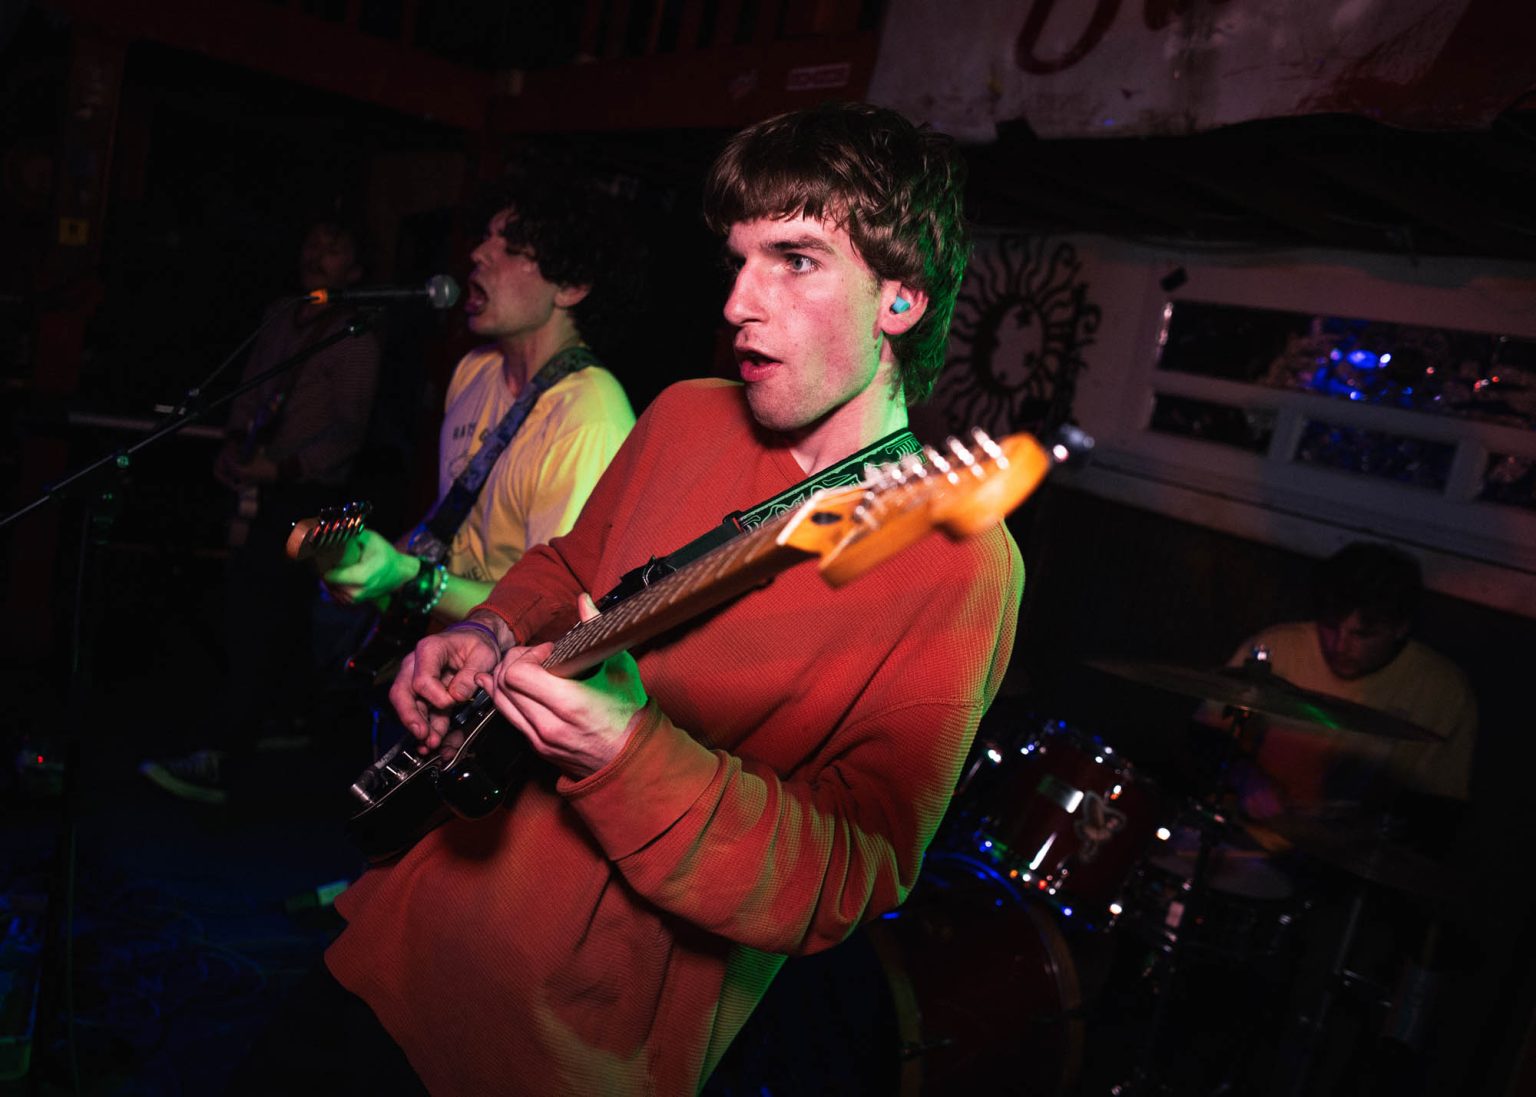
[{"xmin": 786, "ymin": 254, "xmax": 815, "ymax": 274}]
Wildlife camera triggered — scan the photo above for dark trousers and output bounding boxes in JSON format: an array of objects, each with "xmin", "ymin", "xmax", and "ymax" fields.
[{"xmin": 221, "ymin": 482, "xmax": 339, "ymax": 748}]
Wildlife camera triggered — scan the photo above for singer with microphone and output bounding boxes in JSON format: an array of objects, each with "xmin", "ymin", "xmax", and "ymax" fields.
[
  {"xmin": 316, "ymin": 158, "xmax": 638, "ymax": 652},
  {"xmin": 142, "ymin": 217, "xmax": 383, "ymax": 806}
]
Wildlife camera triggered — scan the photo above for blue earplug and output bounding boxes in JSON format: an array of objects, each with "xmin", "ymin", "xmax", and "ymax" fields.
[{"xmin": 891, "ymin": 297, "xmax": 911, "ymax": 314}]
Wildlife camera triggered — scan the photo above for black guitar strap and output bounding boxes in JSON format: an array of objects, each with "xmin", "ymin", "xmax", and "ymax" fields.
[{"xmin": 594, "ymin": 425, "xmax": 922, "ymax": 610}]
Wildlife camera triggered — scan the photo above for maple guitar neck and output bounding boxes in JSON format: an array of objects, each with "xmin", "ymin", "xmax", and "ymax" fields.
[
  {"xmin": 542, "ymin": 511, "xmax": 809, "ymax": 677},
  {"xmin": 540, "ymin": 427, "xmax": 1065, "ymax": 678}
]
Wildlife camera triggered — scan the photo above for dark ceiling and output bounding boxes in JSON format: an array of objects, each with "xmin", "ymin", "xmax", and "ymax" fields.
[{"xmin": 13, "ymin": 2, "xmax": 1536, "ymax": 273}]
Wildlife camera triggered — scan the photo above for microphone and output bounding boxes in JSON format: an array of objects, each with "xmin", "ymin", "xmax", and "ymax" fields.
[{"xmin": 307, "ymin": 274, "xmax": 461, "ymax": 310}]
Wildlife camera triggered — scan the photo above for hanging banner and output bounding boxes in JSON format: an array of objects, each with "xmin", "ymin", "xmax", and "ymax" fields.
[{"xmin": 868, "ymin": 0, "xmax": 1536, "ymax": 141}]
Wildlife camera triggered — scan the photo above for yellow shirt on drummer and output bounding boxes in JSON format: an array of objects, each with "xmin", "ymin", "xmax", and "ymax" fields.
[{"xmin": 1231, "ymin": 621, "xmax": 1477, "ymax": 802}]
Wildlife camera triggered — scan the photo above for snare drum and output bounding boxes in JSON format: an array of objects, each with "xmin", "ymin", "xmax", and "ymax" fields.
[
  {"xmin": 945, "ymin": 720, "xmax": 1165, "ymax": 931},
  {"xmin": 1125, "ymin": 828, "xmax": 1304, "ymax": 969}
]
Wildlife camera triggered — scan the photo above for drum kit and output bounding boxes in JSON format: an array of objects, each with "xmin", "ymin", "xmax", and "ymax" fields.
[{"xmin": 871, "ymin": 656, "xmax": 1455, "ymax": 1096}]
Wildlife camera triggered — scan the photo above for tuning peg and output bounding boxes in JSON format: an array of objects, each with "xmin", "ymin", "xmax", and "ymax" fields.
[
  {"xmin": 947, "ymin": 436, "xmax": 994, "ymax": 478},
  {"xmin": 923, "ymin": 446, "xmax": 959, "ymax": 483},
  {"xmin": 970, "ymin": 428, "xmax": 1006, "ymax": 465}
]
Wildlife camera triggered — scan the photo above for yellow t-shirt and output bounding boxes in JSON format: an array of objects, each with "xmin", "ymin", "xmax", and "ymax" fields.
[
  {"xmin": 438, "ymin": 346, "xmax": 634, "ymax": 585},
  {"xmin": 1231, "ymin": 621, "xmax": 1477, "ymax": 801}
]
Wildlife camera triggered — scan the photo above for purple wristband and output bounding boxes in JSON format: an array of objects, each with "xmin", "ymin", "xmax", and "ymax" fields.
[{"xmin": 444, "ymin": 618, "xmax": 502, "ymax": 659}]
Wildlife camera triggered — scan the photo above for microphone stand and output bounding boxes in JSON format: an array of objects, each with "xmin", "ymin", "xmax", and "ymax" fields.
[
  {"xmin": 2, "ymin": 302, "xmax": 381, "ymax": 530},
  {"xmin": 5, "ymin": 301, "xmax": 385, "ymax": 1091}
]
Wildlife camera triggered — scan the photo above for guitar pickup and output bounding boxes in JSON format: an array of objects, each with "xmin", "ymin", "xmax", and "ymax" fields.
[{"xmin": 452, "ymin": 688, "xmax": 495, "ymax": 729}]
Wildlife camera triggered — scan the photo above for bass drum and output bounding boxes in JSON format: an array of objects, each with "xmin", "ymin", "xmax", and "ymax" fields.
[{"xmin": 705, "ymin": 853, "xmax": 1082, "ymax": 1097}]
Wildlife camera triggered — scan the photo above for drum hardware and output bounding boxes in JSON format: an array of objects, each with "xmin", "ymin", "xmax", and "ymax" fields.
[
  {"xmin": 1107, "ymin": 797, "xmax": 1235, "ymax": 1097},
  {"xmin": 1237, "ymin": 808, "xmax": 1456, "ymax": 1097}
]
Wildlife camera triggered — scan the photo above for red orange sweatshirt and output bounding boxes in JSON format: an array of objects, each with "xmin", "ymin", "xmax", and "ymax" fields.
[{"xmin": 327, "ymin": 380, "xmax": 1023, "ymax": 1095}]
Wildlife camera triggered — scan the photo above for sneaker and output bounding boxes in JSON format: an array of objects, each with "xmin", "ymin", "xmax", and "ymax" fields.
[{"xmin": 138, "ymin": 750, "xmax": 230, "ymax": 806}]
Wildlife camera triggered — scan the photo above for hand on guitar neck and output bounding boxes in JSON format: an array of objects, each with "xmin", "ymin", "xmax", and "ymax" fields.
[
  {"xmin": 321, "ymin": 528, "xmax": 422, "ymax": 609},
  {"xmin": 287, "ymin": 505, "xmax": 425, "ymax": 609},
  {"xmin": 286, "ymin": 502, "xmax": 498, "ymax": 682}
]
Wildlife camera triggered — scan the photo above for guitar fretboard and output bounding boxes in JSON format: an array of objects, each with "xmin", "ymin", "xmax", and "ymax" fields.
[{"xmin": 543, "ymin": 505, "xmax": 810, "ymax": 676}]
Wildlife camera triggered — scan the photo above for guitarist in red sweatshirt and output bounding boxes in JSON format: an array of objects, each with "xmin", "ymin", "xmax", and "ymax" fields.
[{"xmin": 241, "ymin": 104, "xmax": 1024, "ymax": 1097}]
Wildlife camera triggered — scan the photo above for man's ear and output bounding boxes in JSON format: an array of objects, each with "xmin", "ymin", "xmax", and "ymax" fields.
[
  {"xmin": 878, "ymin": 285, "xmax": 928, "ymax": 335},
  {"xmin": 555, "ymin": 283, "xmax": 591, "ymax": 309}
]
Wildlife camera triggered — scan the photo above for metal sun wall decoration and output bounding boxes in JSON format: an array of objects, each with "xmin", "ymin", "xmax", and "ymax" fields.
[{"xmin": 932, "ymin": 236, "xmax": 1102, "ymax": 440}]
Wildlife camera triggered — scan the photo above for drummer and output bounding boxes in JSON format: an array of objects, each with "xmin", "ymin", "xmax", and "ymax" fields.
[{"xmin": 1213, "ymin": 541, "xmax": 1477, "ymax": 821}]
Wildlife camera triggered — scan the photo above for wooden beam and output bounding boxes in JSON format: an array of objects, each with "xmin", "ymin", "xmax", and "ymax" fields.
[
  {"xmin": 488, "ymin": 31, "xmax": 878, "ymax": 134},
  {"xmin": 714, "ymin": 0, "xmax": 742, "ymax": 47},
  {"xmin": 677, "ymin": 0, "xmax": 706, "ymax": 52},
  {"xmin": 606, "ymin": 0, "xmax": 632, "ymax": 58}
]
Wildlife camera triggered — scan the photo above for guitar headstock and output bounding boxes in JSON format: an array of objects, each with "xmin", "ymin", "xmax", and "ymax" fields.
[
  {"xmin": 779, "ymin": 427, "xmax": 1090, "ymax": 586},
  {"xmin": 286, "ymin": 500, "xmax": 372, "ymax": 565}
]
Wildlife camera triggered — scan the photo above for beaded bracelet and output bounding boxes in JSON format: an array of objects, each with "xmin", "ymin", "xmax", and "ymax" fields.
[{"xmin": 419, "ymin": 563, "xmax": 449, "ymax": 616}]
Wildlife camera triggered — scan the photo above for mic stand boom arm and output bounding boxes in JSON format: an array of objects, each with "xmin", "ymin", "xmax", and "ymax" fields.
[{"xmin": 1, "ymin": 305, "xmax": 383, "ymax": 530}]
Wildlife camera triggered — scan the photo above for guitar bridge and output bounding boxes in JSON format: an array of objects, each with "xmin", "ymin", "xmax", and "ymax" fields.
[{"xmin": 350, "ymin": 740, "xmax": 425, "ymax": 806}]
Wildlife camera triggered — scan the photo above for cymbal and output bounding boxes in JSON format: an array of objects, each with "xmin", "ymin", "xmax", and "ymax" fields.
[
  {"xmin": 1253, "ymin": 813, "xmax": 1451, "ymax": 899},
  {"xmin": 1085, "ymin": 659, "xmax": 1438, "ymax": 742}
]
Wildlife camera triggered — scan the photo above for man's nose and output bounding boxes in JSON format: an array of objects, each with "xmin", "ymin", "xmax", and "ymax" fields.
[{"xmin": 722, "ymin": 269, "xmax": 761, "ymax": 326}]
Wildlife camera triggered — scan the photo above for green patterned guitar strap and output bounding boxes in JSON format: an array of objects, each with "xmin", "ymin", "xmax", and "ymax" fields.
[{"xmin": 594, "ymin": 426, "xmax": 922, "ymax": 610}]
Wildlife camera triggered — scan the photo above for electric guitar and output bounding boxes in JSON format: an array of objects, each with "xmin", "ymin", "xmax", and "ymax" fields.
[
  {"xmin": 339, "ymin": 426, "xmax": 1091, "ymax": 864},
  {"xmin": 285, "ymin": 502, "xmax": 434, "ymax": 681}
]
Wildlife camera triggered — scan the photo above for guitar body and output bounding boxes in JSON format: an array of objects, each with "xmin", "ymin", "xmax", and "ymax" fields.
[
  {"xmin": 345, "ymin": 691, "xmax": 534, "ymax": 863},
  {"xmin": 344, "ymin": 604, "xmax": 433, "ymax": 683}
]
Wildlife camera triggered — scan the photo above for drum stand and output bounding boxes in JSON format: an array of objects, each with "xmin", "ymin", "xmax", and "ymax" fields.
[
  {"xmin": 1109, "ymin": 707, "xmax": 1261, "ymax": 1096},
  {"xmin": 1109, "ymin": 798, "xmax": 1225, "ymax": 1097},
  {"xmin": 1270, "ymin": 810, "xmax": 1436, "ymax": 1097}
]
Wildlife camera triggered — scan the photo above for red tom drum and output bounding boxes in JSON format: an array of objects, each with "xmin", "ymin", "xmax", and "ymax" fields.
[{"xmin": 944, "ymin": 720, "xmax": 1167, "ymax": 931}]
